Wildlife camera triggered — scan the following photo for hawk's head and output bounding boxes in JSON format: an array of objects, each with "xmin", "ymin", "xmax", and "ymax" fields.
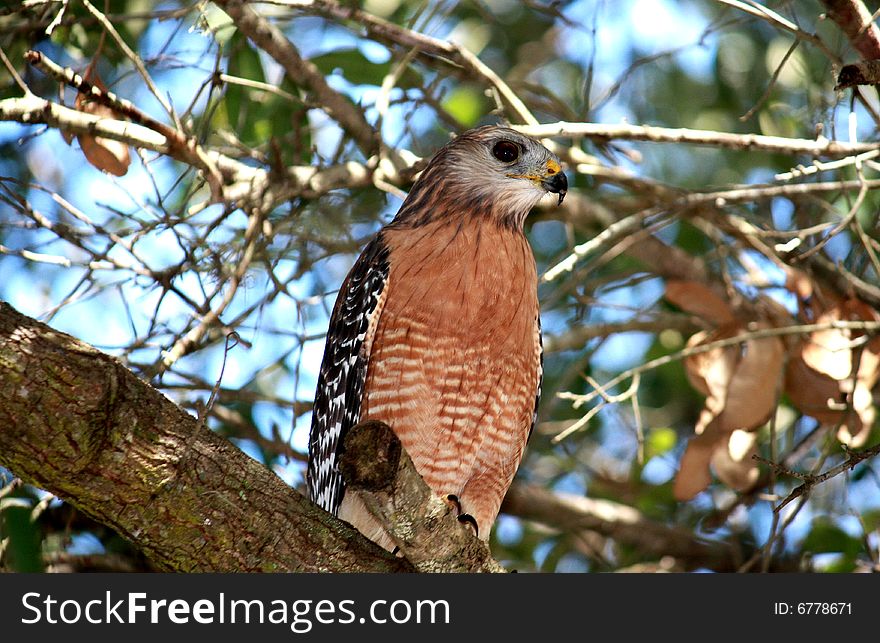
[{"xmin": 394, "ymin": 126, "xmax": 568, "ymax": 231}]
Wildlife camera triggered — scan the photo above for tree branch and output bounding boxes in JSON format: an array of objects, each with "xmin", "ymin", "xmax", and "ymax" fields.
[
  {"xmin": 0, "ymin": 301, "xmax": 411, "ymax": 573},
  {"xmin": 820, "ymin": 0, "xmax": 880, "ymax": 60},
  {"xmin": 755, "ymin": 441, "xmax": 880, "ymax": 513},
  {"xmin": 214, "ymin": 0, "xmax": 379, "ymax": 155},
  {"xmin": 0, "ymin": 94, "xmax": 373, "ymax": 212},
  {"xmin": 340, "ymin": 420, "xmax": 506, "ymax": 573},
  {"xmin": 501, "ymin": 482, "xmax": 799, "ymax": 571},
  {"xmin": 717, "ymin": 0, "xmax": 841, "ymax": 63},
  {"xmin": 1, "ymin": 94, "xmax": 170, "ymax": 152},
  {"xmin": 280, "ymin": 0, "xmax": 538, "ymax": 125},
  {"xmin": 0, "ymin": 301, "xmax": 514, "ymax": 572},
  {"xmin": 24, "ymin": 49, "xmax": 224, "ymax": 198},
  {"xmin": 516, "ymin": 121, "xmax": 880, "ymax": 156}
]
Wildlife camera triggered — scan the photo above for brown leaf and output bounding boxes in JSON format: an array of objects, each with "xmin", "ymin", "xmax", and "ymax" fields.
[
  {"xmin": 711, "ymin": 430, "xmax": 760, "ymax": 492},
  {"xmin": 684, "ymin": 325, "xmax": 784, "ymax": 436},
  {"xmin": 673, "ymin": 436, "xmax": 714, "ymax": 501},
  {"xmin": 757, "ymin": 293, "xmax": 795, "ymax": 329},
  {"xmin": 674, "ymin": 332, "xmax": 732, "ymax": 501},
  {"xmin": 666, "ymin": 280, "xmax": 736, "ymax": 326},
  {"xmin": 838, "ymin": 384, "xmax": 876, "ymax": 447},
  {"xmin": 715, "ymin": 330, "xmax": 785, "ymax": 433},
  {"xmin": 784, "ymin": 355, "xmax": 843, "ymax": 426},
  {"xmin": 785, "ymin": 298, "xmax": 880, "ymax": 447},
  {"xmin": 840, "ymin": 330, "xmax": 879, "ymax": 447},
  {"xmin": 803, "ymin": 307, "xmax": 855, "ymax": 380},
  {"xmin": 683, "ymin": 329, "xmax": 733, "ymax": 400},
  {"xmin": 783, "ymin": 266, "xmax": 813, "ymax": 302},
  {"xmin": 676, "ymin": 324, "xmax": 785, "ymax": 500},
  {"xmin": 675, "ymin": 430, "xmax": 759, "ymax": 501},
  {"xmin": 73, "ymin": 71, "xmax": 130, "ymax": 177},
  {"xmin": 783, "ymin": 266, "xmax": 836, "ymax": 322},
  {"xmin": 77, "ymin": 132, "xmax": 131, "ymax": 177}
]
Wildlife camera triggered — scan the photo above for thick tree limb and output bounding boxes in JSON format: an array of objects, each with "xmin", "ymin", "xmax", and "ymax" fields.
[
  {"xmin": 821, "ymin": 0, "xmax": 880, "ymax": 60},
  {"xmin": 0, "ymin": 301, "xmax": 411, "ymax": 572},
  {"xmin": 501, "ymin": 482, "xmax": 799, "ymax": 572},
  {"xmin": 819, "ymin": 0, "xmax": 880, "ymax": 89},
  {"xmin": 2, "ymin": 293, "xmax": 740, "ymax": 573},
  {"xmin": 340, "ymin": 421, "xmax": 506, "ymax": 573}
]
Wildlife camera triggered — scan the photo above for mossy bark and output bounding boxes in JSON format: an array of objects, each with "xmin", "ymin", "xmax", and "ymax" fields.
[{"xmin": 0, "ymin": 301, "xmax": 411, "ymax": 572}]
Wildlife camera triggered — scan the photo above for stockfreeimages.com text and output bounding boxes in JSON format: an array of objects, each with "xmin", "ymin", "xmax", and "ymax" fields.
[{"xmin": 21, "ymin": 591, "xmax": 450, "ymax": 633}]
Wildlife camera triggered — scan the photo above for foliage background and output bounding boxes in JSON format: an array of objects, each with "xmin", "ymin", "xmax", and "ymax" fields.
[{"xmin": 1, "ymin": 0, "xmax": 879, "ymax": 573}]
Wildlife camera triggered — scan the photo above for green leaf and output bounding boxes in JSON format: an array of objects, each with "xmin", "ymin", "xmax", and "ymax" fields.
[
  {"xmin": 646, "ymin": 427, "xmax": 677, "ymax": 459},
  {"xmin": 0, "ymin": 497, "xmax": 43, "ymax": 572},
  {"xmin": 818, "ymin": 554, "xmax": 858, "ymax": 573},
  {"xmin": 225, "ymin": 32, "xmax": 266, "ymax": 136},
  {"xmin": 311, "ymin": 48, "xmax": 422, "ymax": 88},
  {"xmin": 862, "ymin": 509, "xmax": 880, "ymax": 533},
  {"xmin": 801, "ymin": 521, "xmax": 862, "ymax": 557},
  {"xmin": 443, "ymin": 87, "xmax": 485, "ymax": 128}
]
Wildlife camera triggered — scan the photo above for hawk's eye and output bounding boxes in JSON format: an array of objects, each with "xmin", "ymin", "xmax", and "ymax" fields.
[{"xmin": 492, "ymin": 141, "xmax": 520, "ymax": 163}]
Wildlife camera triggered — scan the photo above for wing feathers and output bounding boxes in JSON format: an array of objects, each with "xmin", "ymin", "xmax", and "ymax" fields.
[
  {"xmin": 307, "ymin": 234, "xmax": 391, "ymax": 514},
  {"xmin": 528, "ymin": 313, "xmax": 543, "ymax": 442}
]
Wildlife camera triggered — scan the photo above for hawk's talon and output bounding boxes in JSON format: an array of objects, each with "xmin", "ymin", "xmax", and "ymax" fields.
[
  {"xmin": 457, "ymin": 513, "xmax": 479, "ymax": 538},
  {"xmin": 445, "ymin": 493, "xmax": 462, "ymax": 514}
]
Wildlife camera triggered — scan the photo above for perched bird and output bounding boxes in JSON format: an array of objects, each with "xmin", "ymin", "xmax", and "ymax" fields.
[{"xmin": 307, "ymin": 125, "xmax": 567, "ymax": 548}]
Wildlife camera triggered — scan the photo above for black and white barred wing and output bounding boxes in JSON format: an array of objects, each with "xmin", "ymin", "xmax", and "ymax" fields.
[
  {"xmin": 307, "ymin": 234, "xmax": 390, "ymax": 515},
  {"xmin": 529, "ymin": 313, "xmax": 543, "ymax": 442}
]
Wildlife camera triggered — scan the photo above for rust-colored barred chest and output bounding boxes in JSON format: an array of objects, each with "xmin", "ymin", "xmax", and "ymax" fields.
[{"xmin": 360, "ymin": 218, "xmax": 541, "ymax": 533}]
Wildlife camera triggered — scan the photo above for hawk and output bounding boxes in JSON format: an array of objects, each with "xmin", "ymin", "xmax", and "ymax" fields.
[{"xmin": 307, "ymin": 125, "xmax": 567, "ymax": 548}]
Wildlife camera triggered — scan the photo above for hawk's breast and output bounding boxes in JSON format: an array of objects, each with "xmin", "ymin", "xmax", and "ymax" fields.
[{"xmin": 360, "ymin": 218, "xmax": 541, "ymax": 529}]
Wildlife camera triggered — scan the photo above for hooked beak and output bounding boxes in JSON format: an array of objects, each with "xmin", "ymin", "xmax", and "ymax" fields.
[{"xmin": 541, "ymin": 159, "xmax": 567, "ymax": 205}]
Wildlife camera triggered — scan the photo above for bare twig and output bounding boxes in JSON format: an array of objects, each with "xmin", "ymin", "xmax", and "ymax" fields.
[
  {"xmin": 543, "ymin": 177, "xmax": 880, "ymax": 283},
  {"xmin": 0, "ymin": 46, "xmax": 29, "ymax": 93},
  {"xmin": 515, "ymin": 121, "xmax": 880, "ymax": 157},
  {"xmin": 756, "ymin": 442, "xmax": 880, "ymax": 513},
  {"xmin": 25, "ymin": 49, "xmax": 225, "ymax": 199},
  {"xmin": 275, "ymin": 0, "xmax": 538, "ymax": 125},
  {"xmin": 558, "ymin": 320, "xmax": 880, "ymax": 413},
  {"xmin": 213, "ymin": 0, "xmax": 379, "ymax": 154},
  {"xmin": 158, "ymin": 208, "xmax": 264, "ymax": 371},
  {"xmin": 80, "ymin": 0, "xmax": 174, "ymax": 117},
  {"xmin": 717, "ymin": 0, "xmax": 841, "ymax": 62}
]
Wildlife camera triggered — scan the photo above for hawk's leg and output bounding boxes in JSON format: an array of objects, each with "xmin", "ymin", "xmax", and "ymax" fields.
[{"xmin": 445, "ymin": 494, "xmax": 479, "ymax": 538}]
